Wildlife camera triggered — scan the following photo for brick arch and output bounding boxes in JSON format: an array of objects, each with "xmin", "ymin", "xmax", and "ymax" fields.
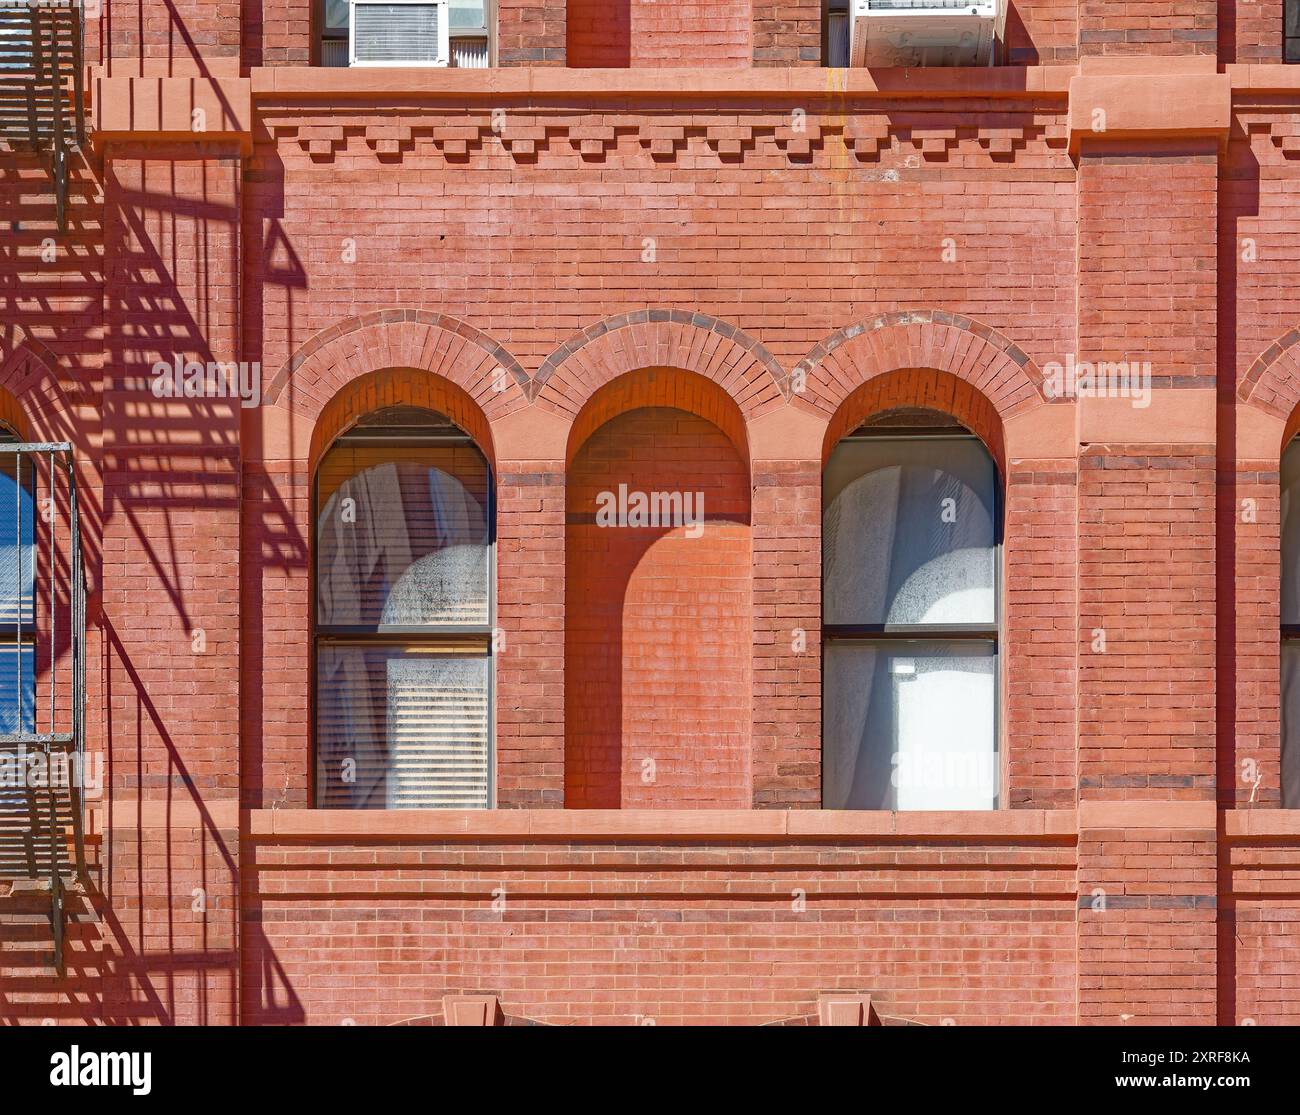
[
  {"xmin": 565, "ymin": 366, "xmax": 750, "ymax": 468},
  {"xmin": 1241, "ymin": 329, "xmax": 1300, "ymax": 413},
  {"xmin": 794, "ymin": 311, "xmax": 1048, "ymax": 435},
  {"xmin": 822, "ymin": 368, "xmax": 1006, "ymax": 474},
  {"xmin": 265, "ymin": 310, "xmax": 530, "ymax": 424},
  {"xmin": 1245, "ymin": 331, "xmax": 1300, "ymax": 451},
  {"xmin": 0, "ymin": 328, "xmax": 75, "ymax": 443},
  {"xmin": 533, "ymin": 309, "xmax": 787, "ymax": 422},
  {"xmin": 309, "ymin": 367, "xmax": 496, "ymax": 475}
]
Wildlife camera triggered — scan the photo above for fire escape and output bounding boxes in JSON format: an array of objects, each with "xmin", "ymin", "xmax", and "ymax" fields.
[
  {"xmin": 0, "ymin": 0, "xmax": 86, "ymax": 232},
  {"xmin": 0, "ymin": 445, "xmax": 88, "ymax": 977}
]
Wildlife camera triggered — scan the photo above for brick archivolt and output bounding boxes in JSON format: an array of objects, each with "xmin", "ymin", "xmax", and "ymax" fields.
[{"xmin": 273, "ymin": 307, "xmax": 1044, "ymax": 462}]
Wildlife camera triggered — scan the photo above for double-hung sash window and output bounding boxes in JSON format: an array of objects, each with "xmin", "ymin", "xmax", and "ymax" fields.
[
  {"xmin": 314, "ymin": 407, "xmax": 494, "ymax": 809},
  {"xmin": 822, "ymin": 419, "xmax": 1000, "ymax": 810},
  {"xmin": 1288, "ymin": 0, "xmax": 1300, "ymax": 63}
]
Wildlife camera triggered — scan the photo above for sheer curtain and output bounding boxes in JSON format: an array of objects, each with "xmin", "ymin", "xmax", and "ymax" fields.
[
  {"xmin": 823, "ymin": 435, "xmax": 998, "ymax": 810},
  {"xmin": 315, "ymin": 429, "xmax": 493, "ymax": 809}
]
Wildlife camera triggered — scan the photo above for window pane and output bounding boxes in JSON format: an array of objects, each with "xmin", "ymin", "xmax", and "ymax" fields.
[
  {"xmin": 324, "ymin": 0, "xmax": 349, "ymax": 30},
  {"xmin": 316, "ymin": 643, "xmax": 489, "ymax": 809},
  {"xmin": 823, "ymin": 640, "xmax": 996, "ymax": 810},
  {"xmin": 0, "ymin": 458, "xmax": 34, "ymax": 627},
  {"xmin": 316, "ymin": 445, "xmax": 490, "ymax": 627},
  {"xmin": 0, "ymin": 641, "xmax": 35, "ymax": 735},
  {"xmin": 450, "ymin": 1, "xmax": 486, "ymax": 31},
  {"xmin": 823, "ymin": 436, "xmax": 996, "ymax": 626}
]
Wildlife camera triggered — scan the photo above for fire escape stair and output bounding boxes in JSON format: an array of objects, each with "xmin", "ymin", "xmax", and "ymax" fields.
[{"xmin": 0, "ymin": 1, "xmax": 86, "ymax": 232}]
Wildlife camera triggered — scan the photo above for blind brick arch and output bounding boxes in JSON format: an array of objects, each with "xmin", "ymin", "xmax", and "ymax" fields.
[{"xmin": 564, "ymin": 368, "xmax": 753, "ymax": 809}]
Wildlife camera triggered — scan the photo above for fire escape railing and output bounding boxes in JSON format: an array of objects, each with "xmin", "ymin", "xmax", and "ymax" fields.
[
  {"xmin": 0, "ymin": 444, "xmax": 87, "ymax": 977},
  {"xmin": 0, "ymin": 0, "xmax": 86, "ymax": 232}
]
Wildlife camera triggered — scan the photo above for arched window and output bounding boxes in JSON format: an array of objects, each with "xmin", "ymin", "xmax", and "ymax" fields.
[
  {"xmin": 1282, "ymin": 437, "xmax": 1300, "ymax": 805},
  {"xmin": 822, "ymin": 409, "xmax": 999, "ymax": 810},
  {"xmin": 314, "ymin": 406, "xmax": 494, "ymax": 809},
  {"xmin": 0, "ymin": 424, "xmax": 34, "ymax": 735}
]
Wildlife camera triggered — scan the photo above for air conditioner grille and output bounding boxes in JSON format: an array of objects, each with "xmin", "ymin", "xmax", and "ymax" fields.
[
  {"xmin": 354, "ymin": 2, "xmax": 442, "ymax": 64},
  {"xmin": 867, "ymin": 1, "xmax": 982, "ymax": 8}
]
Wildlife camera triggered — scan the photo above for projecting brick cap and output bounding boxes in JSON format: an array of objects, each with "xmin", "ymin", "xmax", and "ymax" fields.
[
  {"xmin": 443, "ymin": 994, "xmax": 503, "ymax": 1026},
  {"xmin": 817, "ymin": 993, "xmax": 882, "ymax": 1027}
]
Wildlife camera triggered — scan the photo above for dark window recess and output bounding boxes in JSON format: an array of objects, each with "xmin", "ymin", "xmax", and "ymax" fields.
[
  {"xmin": 1289, "ymin": 0, "xmax": 1300, "ymax": 63},
  {"xmin": 825, "ymin": 0, "xmax": 850, "ymax": 67}
]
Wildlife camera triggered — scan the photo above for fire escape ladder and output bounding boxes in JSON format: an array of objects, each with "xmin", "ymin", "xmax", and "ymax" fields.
[{"xmin": 0, "ymin": 1, "xmax": 86, "ymax": 233}]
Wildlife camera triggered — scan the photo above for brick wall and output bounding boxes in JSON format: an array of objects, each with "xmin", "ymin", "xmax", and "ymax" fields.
[
  {"xmin": 103, "ymin": 0, "xmax": 242, "ymax": 71},
  {"xmin": 752, "ymin": 1, "xmax": 821, "ymax": 66},
  {"xmin": 1225, "ymin": 823, "xmax": 1300, "ymax": 1024},
  {"xmin": 498, "ymin": 0, "xmax": 567, "ymax": 65},
  {"xmin": 243, "ymin": 0, "xmax": 314, "ymax": 67},
  {"xmin": 247, "ymin": 102, "xmax": 1075, "ymax": 383},
  {"xmin": 242, "ymin": 823, "xmax": 1077, "ymax": 1026},
  {"xmin": 1078, "ymin": 0, "xmax": 1218, "ymax": 56},
  {"xmin": 1005, "ymin": 0, "xmax": 1078, "ymax": 64},
  {"xmin": 568, "ymin": 0, "xmax": 751, "ymax": 68},
  {"xmin": 1223, "ymin": 0, "xmax": 1283, "ymax": 63}
]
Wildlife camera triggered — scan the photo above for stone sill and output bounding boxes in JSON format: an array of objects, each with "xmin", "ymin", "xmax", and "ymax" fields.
[
  {"xmin": 85, "ymin": 804, "xmax": 1300, "ymax": 841},
  {"xmin": 246, "ymin": 807, "xmax": 1077, "ymax": 840},
  {"xmin": 1224, "ymin": 809, "xmax": 1300, "ymax": 838},
  {"xmin": 248, "ymin": 64, "xmax": 1075, "ymax": 101},
  {"xmin": 1227, "ymin": 64, "xmax": 1300, "ymax": 92}
]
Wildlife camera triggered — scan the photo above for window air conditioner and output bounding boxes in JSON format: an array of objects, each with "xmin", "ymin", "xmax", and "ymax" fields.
[
  {"xmin": 850, "ymin": 0, "xmax": 1003, "ymax": 68},
  {"xmin": 350, "ymin": 0, "xmax": 450, "ymax": 67}
]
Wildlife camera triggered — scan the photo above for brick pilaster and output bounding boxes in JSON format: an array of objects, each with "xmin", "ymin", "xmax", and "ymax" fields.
[
  {"xmin": 101, "ymin": 141, "xmax": 244, "ymax": 1024},
  {"xmin": 495, "ymin": 462, "xmax": 565, "ymax": 807},
  {"xmin": 751, "ymin": 459, "xmax": 820, "ymax": 807}
]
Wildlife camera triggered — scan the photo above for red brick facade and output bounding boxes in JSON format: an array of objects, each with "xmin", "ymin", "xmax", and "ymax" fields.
[{"xmin": 5, "ymin": 1, "xmax": 1300, "ymax": 1027}]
